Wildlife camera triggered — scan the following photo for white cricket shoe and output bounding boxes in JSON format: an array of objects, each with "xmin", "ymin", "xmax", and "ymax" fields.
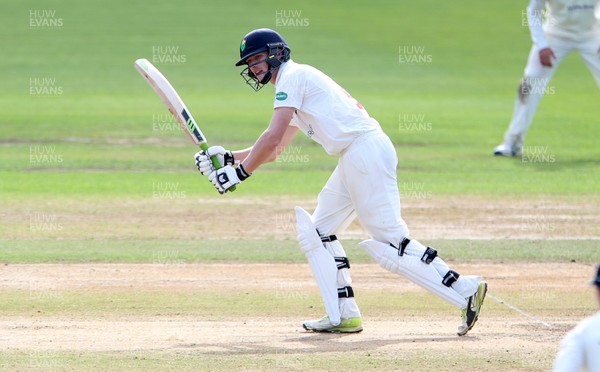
[
  {"xmin": 302, "ymin": 316, "xmax": 363, "ymax": 333},
  {"xmin": 457, "ymin": 281, "xmax": 488, "ymax": 336},
  {"xmin": 493, "ymin": 143, "xmax": 522, "ymax": 157}
]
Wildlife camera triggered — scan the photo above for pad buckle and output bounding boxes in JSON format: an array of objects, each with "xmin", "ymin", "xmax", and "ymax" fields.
[
  {"xmin": 337, "ymin": 286, "xmax": 354, "ymax": 298},
  {"xmin": 316, "ymin": 229, "xmax": 337, "ymax": 243},
  {"xmin": 442, "ymin": 270, "xmax": 460, "ymax": 287},
  {"xmin": 334, "ymin": 257, "xmax": 350, "ymax": 270},
  {"xmin": 390, "ymin": 237, "xmax": 411, "ymax": 256},
  {"xmin": 320, "ymin": 235, "xmax": 337, "ymax": 243},
  {"xmin": 421, "ymin": 247, "xmax": 438, "ymax": 264}
]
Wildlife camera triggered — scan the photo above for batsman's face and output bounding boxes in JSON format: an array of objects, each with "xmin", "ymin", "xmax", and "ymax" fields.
[{"xmin": 246, "ymin": 52, "xmax": 269, "ymax": 81}]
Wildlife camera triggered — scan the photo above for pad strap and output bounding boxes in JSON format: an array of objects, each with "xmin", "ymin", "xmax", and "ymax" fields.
[
  {"xmin": 390, "ymin": 237, "xmax": 411, "ymax": 256},
  {"xmin": 334, "ymin": 257, "xmax": 350, "ymax": 270},
  {"xmin": 320, "ymin": 234, "xmax": 337, "ymax": 243},
  {"xmin": 337, "ymin": 286, "xmax": 354, "ymax": 298},
  {"xmin": 421, "ymin": 247, "xmax": 438, "ymax": 264},
  {"xmin": 442, "ymin": 270, "xmax": 460, "ymax": 287}
]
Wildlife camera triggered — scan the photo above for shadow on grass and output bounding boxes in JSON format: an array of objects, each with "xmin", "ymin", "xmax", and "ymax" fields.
[{"xmin": 519, "ymin": 157, "xmax": 600, "ymax": 171}]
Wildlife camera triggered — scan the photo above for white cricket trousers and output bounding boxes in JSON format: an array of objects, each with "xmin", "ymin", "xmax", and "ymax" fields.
[
  {"xmin": 311, "ymin": 129, "xmax": 409, "ymax": 243},
  {"xmin": 309, "ymin": 130, "xmax": 476, "ymax": 318},
  {"xmin": 503, "ymin": 35, "xmax": 600, "ymax": 147}
]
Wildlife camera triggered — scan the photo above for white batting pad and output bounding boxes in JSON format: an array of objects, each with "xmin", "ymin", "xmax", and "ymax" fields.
[
  {"xmin": 359, "ymin": 239, "xmax": 468, "ymax": 309},
  {"xmin": 402, "ymin": 239, "xmax": 481, "ymax": 299},
  {"xmin": 295, "ymin": 206, "xmax": 340, "ymax": 325},
  {"xmin": 323, "ymin": 240, "xmax": 362, "ymax": 319}
]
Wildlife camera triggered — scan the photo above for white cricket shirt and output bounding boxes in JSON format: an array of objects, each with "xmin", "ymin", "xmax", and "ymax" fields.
[
  {"xmin": 528, "ymin": 0, "xmax": 600, "ymax": 48},
  {"xmin": 553, "ymin": 310, "xmax": 600, "ymax": 372},
  {"xmin": 273, "ymin": 60, "xmax": 381, "ymax": 156}
]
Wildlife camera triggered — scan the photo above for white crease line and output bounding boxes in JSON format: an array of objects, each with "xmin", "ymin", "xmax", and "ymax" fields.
[{"xmin": 487, "ymin": 292, "xmax": 554, "ymax": 329}]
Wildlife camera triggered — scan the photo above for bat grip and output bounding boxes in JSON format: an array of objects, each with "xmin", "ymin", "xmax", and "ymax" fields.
[{"xmin": 199, "ymin": 142, "xmax": 236, "ymax": 192}]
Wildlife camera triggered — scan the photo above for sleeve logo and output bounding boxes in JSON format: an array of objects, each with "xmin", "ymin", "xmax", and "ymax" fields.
[{"xmin": 275, "ymin": 92, "xmax": 288, "ymax": 101}]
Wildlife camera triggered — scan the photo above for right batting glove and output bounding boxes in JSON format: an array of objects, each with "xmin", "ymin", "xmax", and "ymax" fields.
[{"xmin": 194, "ymin": 146, "xmax": 235, "ymax": 177}]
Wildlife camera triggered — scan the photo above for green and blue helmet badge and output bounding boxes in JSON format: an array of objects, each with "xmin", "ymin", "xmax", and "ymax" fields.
[
  {"xmin": 240, "ymin": 39, "xmax": 246, "ymax": 52},
  {"xmin": 276, "ymin": 92, "xmax": 288, "ymax": 101}
]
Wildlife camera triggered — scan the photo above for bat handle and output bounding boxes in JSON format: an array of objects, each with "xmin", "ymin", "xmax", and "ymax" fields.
[{"xmin": 199, "ymin": 142, "xmax": 237, "ymax": 192}]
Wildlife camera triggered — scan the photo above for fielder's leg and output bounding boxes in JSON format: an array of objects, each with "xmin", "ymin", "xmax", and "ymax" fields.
[
  {"xmin": 495, "ymin": 38, "xmax": 572, "ymax": 156},
  {"xmin": 577, "ymin": 38, "xmax": 600, "ymax": 88}
]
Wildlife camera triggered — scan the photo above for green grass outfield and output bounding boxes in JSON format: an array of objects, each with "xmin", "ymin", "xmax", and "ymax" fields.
[
  {"xmin": 0, "ymin": 239, "xmax": 598, "ymax": 263},
  {"xmin": 1, "ymin": 1, "xmax": 599, "ymax": 371},
  {"xmin": 1, "ymin": 0, "xmax": 599, "ymax": 201}
]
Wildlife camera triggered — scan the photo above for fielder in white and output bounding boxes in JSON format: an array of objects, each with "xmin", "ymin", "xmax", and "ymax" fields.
[
  {"xmin": 494, "ymin": 0, "xmax": 600, "ymax": 157},
  {"xmin": 553, "ymin": 264, "xmax": 600, "ymax": 372},
  {"xmin": 195, "ymin": 28, "xmax": 487, "ymax": 335}
]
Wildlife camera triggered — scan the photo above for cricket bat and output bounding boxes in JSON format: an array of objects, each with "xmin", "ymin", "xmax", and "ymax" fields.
[{"xmin": 134, "ymin": 58, "xmax": 235, "ymax": 191}]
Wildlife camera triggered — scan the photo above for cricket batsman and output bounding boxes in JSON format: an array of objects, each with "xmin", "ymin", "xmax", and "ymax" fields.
[
  {"xmin": 195, "ymin": 28, "xmax": 487, "ymax": 335},
  {"xmin": 494, "ymin": 0, "xmax": 600, "ymax": 157}
]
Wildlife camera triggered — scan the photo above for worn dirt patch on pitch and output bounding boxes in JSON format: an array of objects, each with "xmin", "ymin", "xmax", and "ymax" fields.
[
  {"xmin": 0, "ymin": 261, "xmax": 594, "ymax": 359},
  {"xmin": 4, "ymin": 195, "xmax": 600, "ymax": 240}
]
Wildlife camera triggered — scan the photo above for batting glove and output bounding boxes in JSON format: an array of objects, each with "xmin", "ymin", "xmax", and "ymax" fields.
[
  {"xmin": 194, "ymin": 146, "xmax": 235, "ymax": 177},
  {"xmin": 209, "ymin": 164, "xmax": 251, "ymax": 194}
]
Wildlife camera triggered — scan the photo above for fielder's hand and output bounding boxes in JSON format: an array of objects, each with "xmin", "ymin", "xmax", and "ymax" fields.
[
  {"xmin": 209, "ymin": 164, "xmax": 251, "ymax": 194},
  {"xmin": 194, "ymin": 146, "xmax": 235, "ymax": 177},
  {"xmin": 538, "ymin": 47, "xmax": 556, "ymax": 67}
]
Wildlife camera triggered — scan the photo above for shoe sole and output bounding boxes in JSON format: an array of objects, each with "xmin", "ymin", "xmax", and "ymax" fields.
[
  {"xmin": 303, "ymin": 324, "xmax": 363, "ymax": 333},
  {"xmin": 457, "ymin": 281, "xmax": 488, "ymax": 336}
]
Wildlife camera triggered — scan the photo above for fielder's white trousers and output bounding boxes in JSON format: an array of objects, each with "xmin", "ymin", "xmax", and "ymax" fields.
[{"xmin": 503, "ymin": 35, "xmax": 600, "ymax": 147}]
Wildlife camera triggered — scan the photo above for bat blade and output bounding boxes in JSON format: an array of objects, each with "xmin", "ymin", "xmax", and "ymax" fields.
[
  {"xmin": 134, "ymin": 58, "xmax": 235, "ymax": 191},
  {"xmin": 134, "ymin": 58, "xmax": 207, "ymax": 146}
]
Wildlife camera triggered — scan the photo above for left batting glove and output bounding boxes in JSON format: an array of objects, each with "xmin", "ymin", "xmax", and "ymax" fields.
[
  {"xmin": 209, "ymin": 164, "xmax": 251, "ymax": 194},
  {"xmin": 194, "ymin": 146, "xmax": 235, "ymax": 177}
]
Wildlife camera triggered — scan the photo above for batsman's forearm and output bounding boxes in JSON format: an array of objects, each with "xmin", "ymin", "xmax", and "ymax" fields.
[
  {"xmin": 239, "ymin": 132, "xmax": 280, "ymax": 174},
  {"xmin": 232, "ymin": 147, "xmax": 253, "ymax": 163}
]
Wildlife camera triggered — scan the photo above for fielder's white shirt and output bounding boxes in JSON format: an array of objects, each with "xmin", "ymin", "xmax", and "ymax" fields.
[
  {"xmin": 273, "ymin": 60, "xmax": 381, "ymax": 155},
  {"xmin": 528, "ymin": 0, "xmax": 600, "ymax": 49},
  {"xmin": 553, "ymin": 310, "xmax": 600, "ymax": 372}
]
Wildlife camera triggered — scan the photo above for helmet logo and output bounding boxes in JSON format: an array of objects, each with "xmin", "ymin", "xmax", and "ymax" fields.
[{"xmin": 240, "ymin": 39, "xmax": 246, "ymax": 52}]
